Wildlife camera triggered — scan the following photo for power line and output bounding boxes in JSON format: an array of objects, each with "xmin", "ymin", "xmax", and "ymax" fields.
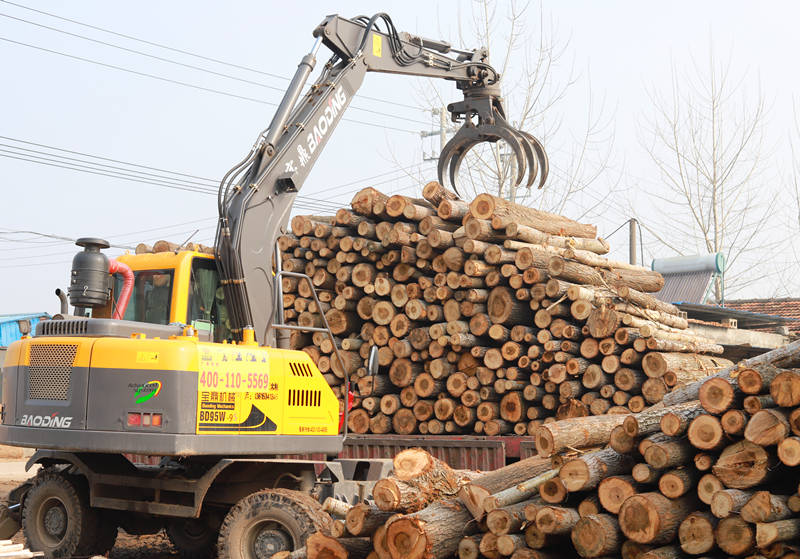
[
  {"xmin": 0, "ymin": 134, "xmax": 430, "ymax": 208},
  {"xmin": 0, "ymin": 36, "xmax": 419, "ymax": 134},
  {"xmin": 0, "ymin": 0, "xmax": 423, "ymax": 111},
  {"xmin": 0, "ymin": 12, "xmax": 431, "ymax": 127},
  {"xmin": 0, "ymin": 229, "xmax": 133, "ymax": 249},
  {"xmin": 0, "ymin": 139, "xmax": 346, "ymax": 210}
]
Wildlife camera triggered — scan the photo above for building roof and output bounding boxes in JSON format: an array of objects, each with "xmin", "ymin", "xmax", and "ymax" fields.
[{"xmin": 725, "ymin": 298, "xmax": 800, "ymax": 332}]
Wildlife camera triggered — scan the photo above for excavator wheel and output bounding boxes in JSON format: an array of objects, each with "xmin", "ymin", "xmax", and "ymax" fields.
[
  {"xmin": 218, "ymin": 489, "xmax": 331, "ymax": 559},
  {"xmin": 22, "ymin": 470, "xmax": 116, "ymax": 558},
  {"xmin": 167, "ymin": 509, "xmax": 224, "ymax": 559}
]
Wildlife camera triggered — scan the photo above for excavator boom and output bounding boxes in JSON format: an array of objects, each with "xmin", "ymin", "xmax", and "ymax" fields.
[{"xmin": 216, "ymin": 13, "xmax": 549, "ymax": 345}]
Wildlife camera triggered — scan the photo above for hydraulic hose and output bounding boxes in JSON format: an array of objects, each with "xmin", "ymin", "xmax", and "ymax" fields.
[{"xmin": 108, "ymin": 259, "xmax": 134, "ymax": 320}]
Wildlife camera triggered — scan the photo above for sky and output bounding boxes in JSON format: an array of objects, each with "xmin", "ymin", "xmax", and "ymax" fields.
[{"xmin": 1, "ymin": 1, "xmax": 799, "ymax": 314}]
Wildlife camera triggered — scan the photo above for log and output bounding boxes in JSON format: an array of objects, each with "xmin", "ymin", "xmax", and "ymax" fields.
[
  {"xmin": 307, "ymin": 533, "xmax": 371, "ymax": 559},
  {"xmin": 740, "ymin": 492, "xmax": 792, "ymax": 523},
  {"xmin": 642, "ymin": 352, "xmax": 731, "ymax": 379},
  {"xmin": 756, "ymin": 519, "xmax": 800, "ymax": 548},
  {"xmin": 458, "ymin": 455, "xmax": 553, "ymax": 519},
  {"xmin": 771, "ymin": 370, "xmax": 800, "ymax": 407},
  {"xmin": 535, "ymin": 413, "xmax": 629, "ymax": 457},
  {"xmin": 715, "ymin": 516, "xmax": 755, "ymax": 556},
  {"xmin": 778, "ymin": 435, "xmax": 800, "ymax": 466},
  {"xmin": 712, "ymin": 440, "xmax": 776, "ymax": 489},
  {"xmin": 385, "ymin": 499, "xmax": 473, "ymax": 559},
  {"xmin": 535, "ymin": 506, "xmax": 581, "ymax": 535},
  {"xmin": 346, "ymin": 503, "xmax": 396, "ymax": 536},
  {"xmin": 485, "ymin": 499, "xmax": 535, "ymax": 536},
  {"xmin": 506, "ymin": 222, "xmax": 609, "ymax": 253},
  {"xmin": 686, "ymin": 414, "xmax": 725, "ymax": 451},
  {"xmin": 559, "ymin": 447, "xmax": 634, "ymax": 492},
  {"xmin": 744, "ymin": 409, "xmax": 790, "ymax": 446},
  {"xmin": 481, "ymin": 470, "xmax": 558, "ymax": 514},
  {"xmin": 660, "ymin": 339, "xmax": 800, "ymax": 408},
  {"xmin": 598, "ymin": 475, "xmax": 640, "ymax": 515},
  {"xmin": 625, "ymin": 401, "xmax": 703, "ymax": 438},
  {"xmin": 322, "ymin": 497, "xmax": 353, "ymax": 519},
  {"xmin": 470, "ymin": 193, "xmax": 597, "ymax": 238},
  {"xmin": 618, "ymin": 492, "xmax": 696, "ymax": 545},
  {"xmin": 657, "ymin": 468, "xmax": 698, "ymax": 499},
  {"xmin": 678, "ymin": 511, "xmax": 716, "ymax": 555},
  {"xmin": 711, "ymin": 489, "xmax": 753, "ymax": 518},
  {"xmin": 373, "ymin": 477, "xmax": 429, "ymax": 513},
  {"xmin": 571, "ymin": 514, "xmax": 621, "ymax": 558}
]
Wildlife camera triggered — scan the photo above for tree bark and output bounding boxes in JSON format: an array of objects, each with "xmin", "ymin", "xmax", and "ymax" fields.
[
  {"xmin": 535, "ymin": 413, "xmax": 629, "ymax": 456},
  {"xmin": 740, "ymin": 491, "xmax": 792, "ymax": 523},
  {"xmin": 710, "ymin": 489, "xmax": 753, "ymax": 519},
  {"xmin": 559, "ymin": 447, "xmax": 635, "ymax": 492},
  {"xmin": 457, "ymin": 455, "xmax": 553, "ymax": 519},
  {"xmin": 470, "ymin": 193, "xmax": 597, "ymax": 238}
]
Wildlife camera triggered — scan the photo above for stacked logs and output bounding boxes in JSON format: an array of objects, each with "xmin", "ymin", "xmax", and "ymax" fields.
[
  {"xmin": 280, "ymin": 182, "xmax": 733, "ymax": 436},
  {"xmin": 284, "ymin": 339, "xmax": 800, "ymax": 559}
]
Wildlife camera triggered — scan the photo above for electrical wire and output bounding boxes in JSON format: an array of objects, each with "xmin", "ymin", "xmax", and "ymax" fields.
[
  {"xmin": 0, "ymin": 12, "xmax": 432, "ymax": 127},
  {"xmin": 0, "ymin": 150, "xmax": 345, "ymax": 212},
  {"xmin": 0, "ymin": 136, "xmax": 348, "ymax": 209},
  {"xmin": 0, "ymin": 0, "xmax": 423, "ymax": 111},
  {"xmin": 0, "ymin": 36, "xmax": 420, "ymax": 134},
  {"xmin": 0, "ymin": 134, "xmax": 433, "ymax": 207}
]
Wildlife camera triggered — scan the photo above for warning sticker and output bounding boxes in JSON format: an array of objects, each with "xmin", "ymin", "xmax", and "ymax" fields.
[{"xmin": 196, "ymin": 346, "xmax": 279, "ymax": 435}]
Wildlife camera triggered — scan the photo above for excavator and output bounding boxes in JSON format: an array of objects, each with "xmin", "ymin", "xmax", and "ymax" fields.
[{"xmin": 0, "ymin": 13, "xmax": 548, "ymax": 559}]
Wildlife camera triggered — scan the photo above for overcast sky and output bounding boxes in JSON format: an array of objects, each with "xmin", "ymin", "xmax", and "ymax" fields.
[{"xmin": 1, "ymin": 1, "xmax": 798, "ymax": 315}]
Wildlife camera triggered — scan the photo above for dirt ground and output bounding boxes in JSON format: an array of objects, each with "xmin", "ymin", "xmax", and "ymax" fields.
[{"xmin": 0, "ymin": 479, "xmax": 182, "ymax": 558}]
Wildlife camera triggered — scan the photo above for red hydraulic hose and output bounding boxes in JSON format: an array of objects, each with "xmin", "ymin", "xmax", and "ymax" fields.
[{"xmin": 108, "ymin": 259, "xmax": 134, "ymax": 320}]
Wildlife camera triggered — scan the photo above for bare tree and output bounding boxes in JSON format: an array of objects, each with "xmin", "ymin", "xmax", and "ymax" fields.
[
  {"xmin": 636, "ymin": 46, "xmax": 775, "ymax": 301},
  {"xmin": 415, "ymin": 0, "xmax": 619, "ymax": 219},
  {"xmin": 773, "ymin": 99, "xmax": 800, "ymax": 296}
]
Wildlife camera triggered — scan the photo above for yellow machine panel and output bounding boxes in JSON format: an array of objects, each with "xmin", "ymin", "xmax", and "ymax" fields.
[{"xmin": 194, "ymin": 344, "xmax": 339, "ymax": 436}]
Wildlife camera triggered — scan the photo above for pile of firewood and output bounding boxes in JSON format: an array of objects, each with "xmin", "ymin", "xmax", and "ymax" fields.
[
  {"xmin": 280, "ymin": 339, "xmax": 800, "ymax": 559},
  {"xmin": 280, "ymin": 182, "xmax": 733, "ymax": 436}
]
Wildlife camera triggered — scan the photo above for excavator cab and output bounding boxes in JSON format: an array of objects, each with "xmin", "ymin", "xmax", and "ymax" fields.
[{"xmin": 92, "ymin": 250, "xmax": 233, "ymax": 342}]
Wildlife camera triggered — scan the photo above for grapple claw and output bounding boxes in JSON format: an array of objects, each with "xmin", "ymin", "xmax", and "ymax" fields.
[{"xmin": 437, "ymin": 84, "xmax": 549, "ymax": 193}]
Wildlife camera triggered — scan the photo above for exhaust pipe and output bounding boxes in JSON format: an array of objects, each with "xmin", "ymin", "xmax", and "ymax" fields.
[{"xmin": 55, "ymin": 288, "xmax": 68, "ymax": 315}]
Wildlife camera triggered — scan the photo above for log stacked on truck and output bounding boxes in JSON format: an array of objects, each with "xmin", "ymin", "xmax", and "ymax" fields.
[
  {"xmin": 279, "ymin": 183, "xmax": 732, "ymax": 436},
  {"xmin": 285, "ymin": 339, "xmax": 800, "ymax": 559}
]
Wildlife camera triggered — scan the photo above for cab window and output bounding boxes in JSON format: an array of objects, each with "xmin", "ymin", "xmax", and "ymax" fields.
[
  {"xmin": 188, "ymin": 258, "xmax": 231, "ymax": 342},
  {"xmin": 114, "ymin": 270, "xmax": 173, "ymax": 325}
]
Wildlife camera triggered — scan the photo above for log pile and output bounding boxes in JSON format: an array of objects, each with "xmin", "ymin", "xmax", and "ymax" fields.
[
  {"xmin": 282, "ymin": 340, "xmax": 800, "ymax": 559},
  {"xmin": 280, "ymin": 183, "xmax": 733, "ymax": 436}
]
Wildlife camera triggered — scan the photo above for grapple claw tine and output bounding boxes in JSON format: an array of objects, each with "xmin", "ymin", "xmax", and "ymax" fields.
[
  {"xmin": 517, "ymin": 131, "xmax": 539, "ymax": 189},
  {"xmin": 438, "ymin": 127, "xmax": 481, "ymax": 194},
  {"xmin": 489, "ymin": 124, "xmax": 528, "ymax": 188},
  {"xmin": 448, "ymin": 138, "xmax": 481, "ymax": 191},
  {"xmin": 527, "ymin": 132, "xmax": 549, "ymax": 189}
]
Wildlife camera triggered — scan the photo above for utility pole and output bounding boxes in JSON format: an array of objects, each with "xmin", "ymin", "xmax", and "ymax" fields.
[
  {"xmin": 629, "ymin": 218, "xmax": 637, "ymax": 265},
  {"xmin": 421, "ymin": 106, "xmax": 450, "ymax": 161}
]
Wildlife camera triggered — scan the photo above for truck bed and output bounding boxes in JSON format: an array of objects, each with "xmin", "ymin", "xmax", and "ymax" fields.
[{"xmin": 341, "ymin": 434, "xmax": 537, "ymax": 471}]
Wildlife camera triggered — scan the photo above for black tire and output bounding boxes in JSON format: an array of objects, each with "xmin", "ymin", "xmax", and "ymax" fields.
[
  {"xmin": 218, "ymin": 489, "xmax": 329, "ymax": 559},
  {"xmin": 22, "ymin": 470, "xmax": 103, "ymax": 558},
  {"xmin": 167, "ymin": 511, "xmax": 222, "ymax": 559}
]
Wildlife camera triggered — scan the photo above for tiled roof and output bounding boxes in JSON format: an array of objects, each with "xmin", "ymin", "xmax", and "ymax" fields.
[{"xmin": 726, "ymin": 298, "xmax": 800, "ymax": 332}]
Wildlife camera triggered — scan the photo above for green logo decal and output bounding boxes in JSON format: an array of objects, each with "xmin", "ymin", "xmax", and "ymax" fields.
[{"xmin": 135, "ymin": 380, "xmax": 162, "ymax": 404}]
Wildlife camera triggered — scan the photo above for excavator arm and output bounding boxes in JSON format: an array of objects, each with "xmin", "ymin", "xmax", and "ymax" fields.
[{"xmin": 216, "ymin": 13, "xmax": 548, "ymax": 344}]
